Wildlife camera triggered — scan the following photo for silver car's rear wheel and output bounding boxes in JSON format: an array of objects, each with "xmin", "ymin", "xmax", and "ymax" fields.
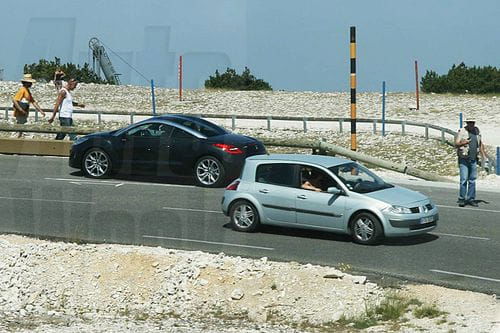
[
  {"xmin": 82, "ymin": 148, "xmax": 112, "ymax": 178},
  {"xmin": 351, "ymin": 212, "xmax": 383, "ymax": 245},
  {"xmin": 229, "ymin": 200, "xmax": 259, "ymax": 232}
]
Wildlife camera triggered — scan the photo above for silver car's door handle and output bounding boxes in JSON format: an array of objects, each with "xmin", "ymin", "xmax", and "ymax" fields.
[
  {"xmin": 259, "ymin": 189, "xmax": 269, "ymax": 194},
  {"xmin": 297, "ymin": 194, "xmax": 307, "ymax": 199}
]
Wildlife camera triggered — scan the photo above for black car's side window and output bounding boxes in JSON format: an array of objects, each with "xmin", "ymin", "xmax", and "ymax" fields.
[
  {"xmin": 126, "ymin": 123, "xmax": 171, "ymax": 138},
  {"xmin": 256, "ymin": 163, "xmax": 296, "ymax": 187},
  {"xmin": 171, "ymin": 128, "xmax": 195, "ymax": 140}
]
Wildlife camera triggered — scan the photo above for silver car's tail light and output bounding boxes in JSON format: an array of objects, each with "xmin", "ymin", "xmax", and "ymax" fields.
[{"xmin": 225, "ymin": 180, "xmax": 240, "ymax": 191}]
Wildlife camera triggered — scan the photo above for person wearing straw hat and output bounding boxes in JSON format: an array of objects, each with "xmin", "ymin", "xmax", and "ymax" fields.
[
  {"xmin": 455, "ymin": 115, "xmax": 486, "ymax": 207},
  {"xmin": 12, "ymin": 74, "xmax": 45, "ymax": 138}
]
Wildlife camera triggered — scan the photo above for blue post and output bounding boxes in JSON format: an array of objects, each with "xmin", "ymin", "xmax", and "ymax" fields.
[
  {"xmin": 151, "ymin": 79, "xmax": 156, "ymax": 115},
  {"xmin": 496, "ymin": 147, "xmax": 500, "ymax": 176},
  {"xmin": 382, "ymin": 81, "xmax": 386, "ymax": 137},
  {"xmin": 459, "ymin": 112, "xmax": 463, "ymax": 129}
]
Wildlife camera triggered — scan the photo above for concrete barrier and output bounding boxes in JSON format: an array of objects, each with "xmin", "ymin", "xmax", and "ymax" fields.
[{"xmin": 0, "ymin": 138, "xmax": 72, "ymax": 156}]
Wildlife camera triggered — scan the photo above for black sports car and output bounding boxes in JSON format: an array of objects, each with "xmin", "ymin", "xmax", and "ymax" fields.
[{"xmin": 69, "ymin": 115, "xmax": 267, "ymax": 187}]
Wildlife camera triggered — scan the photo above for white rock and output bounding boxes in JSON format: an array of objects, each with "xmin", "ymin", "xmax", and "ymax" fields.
[
  {"xmin": 323, "ymin": 269, "xmax": 345, "ymax": 279},
  {"xmin": 230, "ymin": 289, "xmax": 244, "ymax": 300}
]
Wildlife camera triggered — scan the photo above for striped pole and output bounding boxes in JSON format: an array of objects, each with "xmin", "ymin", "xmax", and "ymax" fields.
[
  {"xmin": 382, "ymin": 81, "xmax": 386, "ymax": 137},
  {"xmin": 350, "ymin": 26, "xmax": 357, "ymax": 151},
  {"xmin": 151, "ymin": 79, "xmax": 156, "ymax": 115},
  {"xmin": 415, "ymin": 60, "xmax": 420, "ymax": 110},
  {"xmin": 179, "ymin": 55, "xmax": 183, "ymax": 102}
]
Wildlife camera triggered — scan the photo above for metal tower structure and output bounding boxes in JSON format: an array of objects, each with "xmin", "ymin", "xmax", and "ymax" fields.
[{"xmin": 89, "ymin": 37, "xmax": 121, "ymax": 85}]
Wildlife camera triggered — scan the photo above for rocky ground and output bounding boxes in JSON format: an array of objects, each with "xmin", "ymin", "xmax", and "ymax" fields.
[{"xmin": 0, "ymin": 235, "xmax": 498, "ymax": 333}]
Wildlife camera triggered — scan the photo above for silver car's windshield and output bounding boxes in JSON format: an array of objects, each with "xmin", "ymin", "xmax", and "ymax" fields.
[{"xmin": 329, "ymin": 162, "xmax": 394, "ymax": 193}]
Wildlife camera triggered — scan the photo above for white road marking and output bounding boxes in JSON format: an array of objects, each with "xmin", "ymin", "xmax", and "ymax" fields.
[
  {"xmin": 163, "ymin": 207, "xmax": 223, "ymax": 214},
  {"xmin": 436, "ymin": 204, "xmax": 500, "ymax": 214},
  {"xmin": 143, "ymin": 235, "xmax": 274, "ymax": 251},
  {"xmin": 430, "ymin": 232, "xmax": 490, "ymax": 241},
  {"xmin": 0, "ymin": 196, "xmax": 94, "ymax": 204},
  {"xmin": 430, "ymin": 269, "xmax": 500, "ymax": 283},
  {"xmin": 45, "ymin": 177, "xmax": 194, "ymax": 188}
]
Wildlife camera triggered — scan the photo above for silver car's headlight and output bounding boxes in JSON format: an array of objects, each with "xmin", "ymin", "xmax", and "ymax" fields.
[{"xmin": 383, "ymin": 205, "xmax": 412, "ymax": 214}]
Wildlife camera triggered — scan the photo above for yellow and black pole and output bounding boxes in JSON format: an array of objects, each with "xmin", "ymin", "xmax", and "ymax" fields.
[{"xmin": 350, "ymin": 26, "xmax": 357, "ymax": 151}]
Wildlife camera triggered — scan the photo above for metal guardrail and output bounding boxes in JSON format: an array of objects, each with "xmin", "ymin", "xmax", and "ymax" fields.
[{"xmin": 1, "ymin": 106, "xmax": 457, "ymax": 144}]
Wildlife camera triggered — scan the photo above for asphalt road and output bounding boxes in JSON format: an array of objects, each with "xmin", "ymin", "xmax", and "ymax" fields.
[{"xmin": 0, "ymin": 154, "xmax": 499, "ymax": 295}]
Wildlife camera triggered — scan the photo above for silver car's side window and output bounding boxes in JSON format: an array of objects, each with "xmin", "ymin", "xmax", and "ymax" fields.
[
  {"xmin": 299, "ymin": 165, "xmax": 339, "ymax": 192},
  {"xmin": 255, "ymin": 163, "xmax": 296, "ymax": 187}
]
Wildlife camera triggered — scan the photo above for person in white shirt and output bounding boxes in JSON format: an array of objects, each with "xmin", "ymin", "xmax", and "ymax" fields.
[{"xmin": 48, "ymin": 78, "xmax": 85, "ymax": 140}]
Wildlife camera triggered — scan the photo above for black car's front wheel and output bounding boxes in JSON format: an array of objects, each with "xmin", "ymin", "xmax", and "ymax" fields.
[
  {"xmin": 194, "ymin": 156, "xmax": 226, "ymax": 187},
  {"xmin": 82, "ymin": 148, "xmax": 112, "ymax": 179}
]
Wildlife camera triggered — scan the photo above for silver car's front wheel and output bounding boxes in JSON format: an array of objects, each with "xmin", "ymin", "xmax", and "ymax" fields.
[
  {"xmin": 351, "ymin": 212, "xmax": 383, "ymax": 245},
  {"xmin": 229, "ymin": 200, "xmax": 260, "ymax": 232},
  {"xmin": 82, "ymin": 148, "xmax": 112, "ymax": 178},
  {"xmin": 194, "ymin": 156, "xmax": 226, "ymax": 187}
]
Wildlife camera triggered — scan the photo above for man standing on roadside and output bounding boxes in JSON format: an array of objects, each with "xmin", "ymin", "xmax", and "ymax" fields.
[
  {"xmin": 455, "ymin": 116, "xmax": 486, "ymax": 207},
  {"xmin": 12, "ymin": 74, "xmax": 45, "ymax": 138},
  {"xmin": 48, "ymin": 78, "xmax": 85, "ymax": 140}
]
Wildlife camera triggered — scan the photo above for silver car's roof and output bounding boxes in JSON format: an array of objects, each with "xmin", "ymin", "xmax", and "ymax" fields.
[{"xmin": 246, "ymin": 154, "xmax": 351, "ymax": 168}]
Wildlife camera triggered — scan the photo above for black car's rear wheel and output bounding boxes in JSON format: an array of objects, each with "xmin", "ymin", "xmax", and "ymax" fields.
[
  {"xmin": 194, "ymin": 156, "xmax": 226, "ymax": 187},
  {"xmin": 229, "ymin": 200, "xmax": 260, "ymax": 232},
  {"xmin": 82, "ymin": 148, "xmax": 112, "ymax": 179},
  {"xmin": 350, "ymin": 212, "xmax": 384, "ymax": 245}
]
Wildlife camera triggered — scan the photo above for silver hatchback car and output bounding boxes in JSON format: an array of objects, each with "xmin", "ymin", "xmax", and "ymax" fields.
[{"xmin": 221, "ymin": 154, "xmax": 438, "ymax": 245}]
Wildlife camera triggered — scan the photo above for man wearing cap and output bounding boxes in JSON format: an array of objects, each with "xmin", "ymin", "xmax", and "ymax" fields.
[
  {"xmin": 12, "ymin": 74, "xmax": 45, "ymax": 138},
  {"xmin": 455, "ymin": 116, "xmax": 486, "ymax": 207}
]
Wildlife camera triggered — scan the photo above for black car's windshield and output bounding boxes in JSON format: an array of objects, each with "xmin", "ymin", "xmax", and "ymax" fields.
[
  {"xmin": 329, "ymin": 162, "xmax": 393, "ymax": 193},
  {"xmin": 168, "ymin": 118, "xmax": 228, "ymax": 137}
]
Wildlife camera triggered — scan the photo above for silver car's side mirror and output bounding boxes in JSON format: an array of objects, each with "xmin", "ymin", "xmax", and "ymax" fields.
[{"xmin": 327, "ymin": 187, "xmax": 343, "ymax": 195}]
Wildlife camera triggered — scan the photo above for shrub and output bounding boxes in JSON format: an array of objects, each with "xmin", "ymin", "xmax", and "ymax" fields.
[
  {"xmin": 24, "ymin": 57, "xmax": 109, "ymax": 84},
  {"xmin": 205, "ymin": 67, "xmax": 272, "ymax": 91},
  {"xmin": 421, "ymin": 63, "xmax": 500, "ymax": 94}
]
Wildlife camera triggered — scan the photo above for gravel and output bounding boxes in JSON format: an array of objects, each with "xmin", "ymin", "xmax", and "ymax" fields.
[{"xmin": 0, "ymin": 235, "xmax": 498, "ymax": 332}]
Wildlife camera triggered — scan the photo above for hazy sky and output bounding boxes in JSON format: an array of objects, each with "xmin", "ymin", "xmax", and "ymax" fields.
[{"xmin": 1, "ymin": 0, "xmax": 498, "ymax": 91}]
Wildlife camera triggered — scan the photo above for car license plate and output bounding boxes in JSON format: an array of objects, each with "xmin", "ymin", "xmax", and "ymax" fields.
[{"xmin": 420, "ymin": 216, "xmax": 434, "ymax": 224}]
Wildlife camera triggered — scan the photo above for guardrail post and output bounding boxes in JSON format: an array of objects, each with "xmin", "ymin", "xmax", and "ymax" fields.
[
  {"xmin": 267, "ymin": 116, "xmax": 271, "ymax": 131},
  {"xmin": 4, "ymin": 108, "xmax": 8, "ymax": 120},
  {"xmin": 303, "ymin": 117, "xmax": 307, "ymax": 133},
  {"xmin": 373, "ymin": 119, "xmax": 376, "ymax": 134},
  {"xmin": 441, "ymin": 129, "xmax": 445, "ymax": 143},
  {"xmin": 98, "ymin": 112, "xmax": 102, "ymax": 125},
  {"xmin": 231, "ymin": 115, "xmax": 236, "ymax": 131},
  {"xmin": 459, "ymin": 112, "xmax": 463, "ymax": 129},
  {"xmin": 34, "ymin": 109, "xmax": 38, "ymax": 122},
  {"xmin": 496, "ymin": 147, "xmax": 500, "ymax": 175},
  {"xmin": 130, "ymin": 113, "xmax": 134, "ymax": 124},
  {"xmin": 402, "ymin": 121, "xmax": 406, "ymax": 136},
  {"xmin": 339, "ymin": 119, "xmax": 343, "ymax": 133},
  {"xmin": 425, "ymin": 125, "xmax": 429, "ymax": 140}
]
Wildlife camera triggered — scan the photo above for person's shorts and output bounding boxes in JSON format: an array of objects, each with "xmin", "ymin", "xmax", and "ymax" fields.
[{"xmin": 16, "ymin": 115, "xmax": 28, "ymax": 124}]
